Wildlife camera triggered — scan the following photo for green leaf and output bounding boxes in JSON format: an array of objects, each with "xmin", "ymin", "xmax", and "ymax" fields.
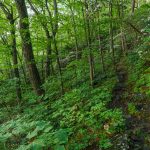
[
  {"xmin": 26, "ymin": 130, "xmax": 38, "ymax": 139},
  {"xmin": 27, "ymin": 139, "xmax": 45, "ymax": 150},
  {"xmin": 54, "ymin": 145, "xmax": 65, "ymax": 150},
  {"xmin": 16, "ymin": 145, "xmax": 28, "ymax": 150},
  {"xmin": 54, "ymin": 129, "xmax": 69, "ymax": 144},
  {"xmin": 44, "ymin": 126, "xmax": 53, "ymax": 133},
  {"xmin": 0, "ymin": 133, "xmax": 12, "ymax": 142}
]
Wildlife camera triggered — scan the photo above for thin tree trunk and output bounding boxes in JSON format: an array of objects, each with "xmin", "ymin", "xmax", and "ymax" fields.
[
  {"xmin": 117, "ymin": 0, "xmax": 126, "ymax": 55},
  {"xmin": 84, "ymin": 0, "xmax": 94, "ymax": 87},
  {"xmin": 10, "ymin": 19, "xmax": 22, "ymax": 101},
  {"xmin": 7, "ymin": 58, "xmax": 13, "ymax": 79},
  {"xmin": 81, "ymin": 4, "xmax": 88, "ymax": 46},
  {"xmin": 97, "ymin": 9, "xmax": 105, "ymax": 74},
  {"xmin": 132, "ymin": 0, "xmax": 135, "ymax": 15},
  {"xmin": 0, "ymin": 2, "xmax": 22, "ymax": 101},
  {"xmin": 1, "ymin": 37, "xmax": 13, "ymax": 78},
  {"xmin": 27, "ymin": 0, "xmax": 53, "ymax": 79},
  {"xmin": 109, "ymin": 0, "xmax": 116, "ymax": 67},
  {"xmin": 41, "ymin": 50, "xmax": 45, "ymax": 82},
  {"xmin": 53, "ymin": 37, "xmax": 64, "ymax": 94},
  {"xmin": 45, "ymin": 29, "xmax": 53, "ymax": 78},
  {"xmin": 68, "ymin": 0, "xmax": 79, "ymax": 59},
  {"xmin": 45, "ymin": 0, "xmax": 64, "ymax": 94}
]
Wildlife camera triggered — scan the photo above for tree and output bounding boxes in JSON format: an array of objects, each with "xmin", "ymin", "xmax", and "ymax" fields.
[
  {"xmin": 15, "ymin": 0, "xmax": 44, "ymax": 96},
  {"xmin": 109, "ymin": 0, "xmax": 115, "ymax": 68},
  {"xmin": 0, "ymin": 1, "xmax": 22, "ymax": 101},
  {"xmin": 132, "ymin": 0, "xmax": 136, "ymax": 15},
  {"xmin": 84, "ymin": 0, "xmax": 95, "ymax": 87},
  {"xmin": 45, "ymin": 0, "xmax": 64, "ymax": 94},
  {"xmin": 27, "ymin": 0, "xmax": 54, "ymax": 79}
]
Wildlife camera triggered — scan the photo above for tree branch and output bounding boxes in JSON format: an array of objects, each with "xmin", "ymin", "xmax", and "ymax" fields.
[{"xmin": 124, "ymin": 21, "xmax": 149, "ymax": 36}]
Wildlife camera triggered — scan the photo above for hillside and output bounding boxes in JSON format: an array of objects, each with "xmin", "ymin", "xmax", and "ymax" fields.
[{"xmin": 0, "ymin": 1, "xmax": 150, "ymax": 150}]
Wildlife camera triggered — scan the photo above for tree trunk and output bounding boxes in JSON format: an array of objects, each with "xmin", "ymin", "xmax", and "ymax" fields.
[
  {"xmin": 97, "ymin": 9, "xmax": 105, "ymax": 74},
  {"xmin": 45, "ymin": 29, "xmax": 53, "ymax": 78},
  {"xmin": 132, "ymin": 0, "xmax": 136, "ymax": 15},
  {"xmin": 84, "ymin": 0, "xmax": 94, "ymax": 87},
  {"xmin": 15, "ymin": 0, "xmax": 44, "ymax": 96},
  {"xmin": 17, "ymin": 52, "xmax": 28, "ymax": 84},
  {"xmin": 109, "ymin": 0, "xmax": 116, "ymax": 67},
  {"xmin": 0, "ymin": 2, "xmax": 22, "ymax": 101},
  {"xmin": 27, "ymin": 0, "xmax": 53, "ymax": 79},
  {"xmin": 45, "ymin": 0, "xmax": 64, "ymax": 94},
  {"xmin": 10, "ymin": 19, "xmax": 22, "ymax": 101},
  {"xmin": 117, "ymin": 0, "xmax": 127, "ymax": 55},
  {"xmin": 69, "ymin": 0, "xmax": 79, "ymax": 59},
  {"xmin": 81, "ymin": 4, "xmax": 88, "ymax": 46}
]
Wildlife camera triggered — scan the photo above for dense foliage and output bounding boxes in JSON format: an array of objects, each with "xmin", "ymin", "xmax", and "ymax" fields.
[{"xmin": 0, "ymin": 0, "xmax": 150, "ymax": 150}]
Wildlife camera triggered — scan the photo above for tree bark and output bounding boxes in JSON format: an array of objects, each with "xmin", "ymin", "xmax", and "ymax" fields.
[
  {"xmin": 17, "ymin": 52, "xmax": 28, "ymax": 84},
  {"xmin": 0, "ymin": 2, "xmax": 22, "ymax": 101},
  {"xmin": 84, "ymin": 0, "xmax": 94, "ymax": 87},
  {"xmin": 68, "ymin": 0, "xmax": 79, "ymax": 59},
  {"xmin": 27, "ymin": 0, "xmax": 53, "ymax": 79},
  {"xmin": 96, "ymin": 1, "xmax": 105, "ymax": 74},
  {"xmin": 10, "ymin": 19, "xmax": 22, "ymax": 101},
  {"xmin": 45, "ymin": 29, "xmax": 53, "ymax": 78},
  {"xmin": 15, "ymin": 0, "xmax": 44, "ymax": 96},
  {"xmin": 132, "ymin": 0, "xmax": 136, "ymax": 15},
  {"xmin": 109, "ymin": 0, "xmax": 116, "ymax": 68},
  {"xmin": 45, "ymin": 0, "xmax": 64, "ymax": 94}
]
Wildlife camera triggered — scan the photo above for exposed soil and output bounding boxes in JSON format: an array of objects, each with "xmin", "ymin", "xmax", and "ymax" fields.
[
  {"xmin": 84, "ymin": 58, "xmax": 150, "ymax": 150},
  {"xmin": 111, "ymin": 60, "xmax": 150, "ymax": 150}
]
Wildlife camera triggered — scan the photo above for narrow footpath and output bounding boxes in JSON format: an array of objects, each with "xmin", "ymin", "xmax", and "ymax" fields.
[{"xmin": 112, "ymin": 59, "xmax": 150, "ymax": 150}]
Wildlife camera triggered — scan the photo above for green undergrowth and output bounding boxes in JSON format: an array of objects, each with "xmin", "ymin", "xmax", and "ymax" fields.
[
  {"xmin": 127, "ymin": 36, "xmax": 150, "ymax": 101},
  {"xmin": 126, "ymin": 3, "xmax": 150, "ymax": 102},
  {"xmin": 0, "ymin": 77, "xmax": 125, "ymax": 150},
  {"xmin": 0, "ymin": 3, "xmax": 150, "ymax": 150}
]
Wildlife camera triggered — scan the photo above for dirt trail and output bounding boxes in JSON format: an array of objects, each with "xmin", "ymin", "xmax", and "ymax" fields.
[
  {"xmin": 127, "ymin": 98, "xmax": 150, "ymax": 150},
  {"xmin": 111, "ymin": 60, "xmax": 150, "ymax": 150},
  {"xmin": 85, "ymin": 58, "xmax": 150, "ymax": 150},
  {"xmin": 111, "ymin": 62, "xmax": 128, "ymax": 109}
]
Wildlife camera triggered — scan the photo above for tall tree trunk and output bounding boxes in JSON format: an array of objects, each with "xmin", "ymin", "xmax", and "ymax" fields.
[
  {"xmin": 15, "ymin": 0, "xmax": 44, "ymax": 96},
  {"xmin": 10, "ymin": 19, "xmax": 22, "ymax": 101},
  {"xmin": 97, "ymin": 6, "xmax": 105, "ymax": 74},
  {"xmin": 109, "ymin": 0, "xmax": 116, "ymax": 67},
  {"xmin": 27, "ymin": 0, "xmax": 53, "ymax": 79},
  {"xmin": 53, "ymin": 37, "xmax": 64, "ymax": 94},
  {"xmin": 0, "ymin": 2, "xmax": 22, "ymax": 101},
  {"xmin": 1, "ymin": 37, "xmax": 13, "ymax": 78},
  {"xmin": 45, "ymin": 29, "xmax": 53, "ymax": 78},
  {"xmin": 7, "ymin": 58, "xmax": 13, "ymax": 79},
  {"xmin": 45, "ymin": 0, "xmax": 64, "ymax": 94},
  {"xmin": 68, "ymin": 0, "xmax": 79, "ymax": 59},
  {"xmin": 84, "ymin": 0, "xmax": 94, "ymax": 87},
  {"xmin": 81, "ymin": 4, "xmax": 88, "ymax": 46},
  {"xmin": 117, "ymin": 0, "xmax": 127, "ymax": 55},
  {"xmin": 132, "ymin": 0, "xmax": 136, "ymax": 15},
  {"xmin": 98, "ymin": 27, "xmax": 105, "ymax": 74}
]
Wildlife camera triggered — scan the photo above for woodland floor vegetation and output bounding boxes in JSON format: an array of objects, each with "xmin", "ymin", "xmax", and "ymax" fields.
[{"xmin": 0, "ymin": 0, "xmax": 150, "ymax": 150}]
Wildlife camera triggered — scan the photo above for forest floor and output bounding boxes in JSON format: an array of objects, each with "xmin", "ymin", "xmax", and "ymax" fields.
[
  {"xmin": 111, "ymin": 57, "xmax": 150, "ymax": 150},
  {"xmin": 85, "ymin": 56, "xmax": 150, "ymax": 150}
]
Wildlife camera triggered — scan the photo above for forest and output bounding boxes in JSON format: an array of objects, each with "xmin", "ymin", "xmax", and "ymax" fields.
[{"xmin": 0, "ymin": 0, "xmax": 150, "ymax": 150}]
